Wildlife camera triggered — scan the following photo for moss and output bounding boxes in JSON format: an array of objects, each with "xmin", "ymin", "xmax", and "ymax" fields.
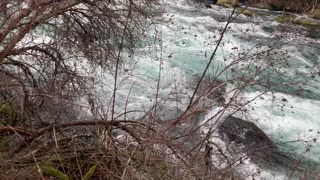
[
  {"xmin": 275, "ymin": 15, "xmax": 320, "ymax": 29},
  {"xmin": 217, "ymin": 0, "xmax": 238, "ymax": 8},
  {"xmin": 40, "ymin": 164, "xmax": 69, "ymax": 180},
  {"xmin": 296, "ymin": 19, "xmax": 319, "ymax": 27},
  {"xmin": 83, "ymin": 165, "xmax": 97, "ymax": 180},
  {"xmin": 275, "ymin": 15, "xmax": 294, "ymax": 23},
  {"xmin": 237, "ymin": 8, "xmax": 255, "ymax": 17}
]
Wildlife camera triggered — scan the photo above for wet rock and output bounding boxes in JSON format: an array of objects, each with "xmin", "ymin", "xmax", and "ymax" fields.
[
  {"xmin": 219, "ymin": 117, "xmax": 274, "ymax": 148},
  {"xmin": 218, "ymin": 116, "xmax": 291, "ymax": 167}
]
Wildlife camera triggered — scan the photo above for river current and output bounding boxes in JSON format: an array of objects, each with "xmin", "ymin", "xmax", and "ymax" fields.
[{"xmin": 89, "ymin": 0, "xmax": 320, "ymax": 178}]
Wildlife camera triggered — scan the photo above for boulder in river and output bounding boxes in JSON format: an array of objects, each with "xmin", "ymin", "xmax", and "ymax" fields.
[
  {"xmin": 217, "ymin": 116, "xmax": 320, "ymax": 178},
  {"xmin": 218, "ymin": 116, "xmax": 292, "ymax": 167}
]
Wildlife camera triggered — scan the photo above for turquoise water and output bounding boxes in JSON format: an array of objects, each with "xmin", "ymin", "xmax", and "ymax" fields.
[{"xmin": 93, "ymin": 0, "xmax": 320, "ymax": 178}]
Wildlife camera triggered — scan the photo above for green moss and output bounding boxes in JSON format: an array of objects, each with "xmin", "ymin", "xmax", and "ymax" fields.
[
  {"xmin": 237, "ymin": 8, "xmax": 255, "ymax": 17},
  {"xmin": 296, "ymin": 19, "xmax": 319, "ymax": 27},
  {"xmin": 275, "ymin": 15, "xmax": 294, "ymax": 23},
  {"xmin": 275, "ymin": 15, "xmax": 320, "ymax": 29},
  {"xmin": 217, "ymin": 0, "xmax": 238, "ymax": 8},
  {"xmin": 83, "ymin": 165, "xmax": 96, "ymax": 180},
  {"xmin": 40, "ymin": 164, "xmax": 69, "ymax": 180}
]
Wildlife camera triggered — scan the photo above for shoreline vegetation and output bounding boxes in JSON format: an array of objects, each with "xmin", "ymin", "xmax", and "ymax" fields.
[
  {"xmin": 1, "ymin": 0, "xmax": 320, "ymax": 179},
  {"xmin": 208, "ymin": 0, "xmax": 320, "ymax": 28}
]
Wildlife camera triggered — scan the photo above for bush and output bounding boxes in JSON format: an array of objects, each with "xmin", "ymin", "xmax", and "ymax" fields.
[
  {"xmin": 309, "ymin": 9, "xmax": 320, "ymax": 19},
  {"xmin": 268, "ymin": 0, "xmax": 319, "ymax": 13},
  {"xmin": 254, "ymin": 3, "xmax": 273, "ymax": 10},
  {"xmin": 217, "ymin": 0, "xmax": 238, "ymax": 8},
  {"xmin": 268, "ymin": 0, "xmax": 285, "ymax": 11}
]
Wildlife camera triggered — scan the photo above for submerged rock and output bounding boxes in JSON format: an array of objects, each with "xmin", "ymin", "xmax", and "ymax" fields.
[
  {"xmin": 218, "ymin": 116, "xmax": 291, "ymax": 167},
  {"xmin": 219, "ymin": 116, "xmax": 274, "ymax": 148},
  {"xmin": 216, "ymin": 116, "xmax": 320, "ymax": 178}
]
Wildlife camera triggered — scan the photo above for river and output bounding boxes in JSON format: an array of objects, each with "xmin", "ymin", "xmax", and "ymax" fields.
[{"xmin": 92, "ymin": 0, "xmax": 320, "ymax": 178}]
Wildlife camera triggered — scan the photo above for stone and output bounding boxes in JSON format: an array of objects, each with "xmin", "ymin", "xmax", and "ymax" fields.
[{"xmin": 218, "ymin": 116, "xmax": 292, "ymax": 167}]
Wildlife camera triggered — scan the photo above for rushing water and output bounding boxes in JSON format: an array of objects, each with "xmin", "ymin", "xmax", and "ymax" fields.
[{"xmin": 90, "ymin": 0, "xmax": 320, "ymax": 178}]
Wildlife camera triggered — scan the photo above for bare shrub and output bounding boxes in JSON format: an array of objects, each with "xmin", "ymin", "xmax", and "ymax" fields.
[{"xmin": 1, "ymin": 0, "xmax": 320, "ymax": 179}]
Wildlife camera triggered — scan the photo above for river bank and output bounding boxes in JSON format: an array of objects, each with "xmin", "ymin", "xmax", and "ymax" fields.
[{"xmin": 205, "ymin": 0, "xmax": 320, "ymax": 20}]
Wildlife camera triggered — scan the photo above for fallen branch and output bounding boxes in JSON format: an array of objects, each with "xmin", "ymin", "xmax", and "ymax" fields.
[
  {"xmin": 0, "ymin": 119, "xmax": 157, "ymax": 156},
  {"xmin": 0, "ymin": 126, "xmax": 33, "ymax": 137}
]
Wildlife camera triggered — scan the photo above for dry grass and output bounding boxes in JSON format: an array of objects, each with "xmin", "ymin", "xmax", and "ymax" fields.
[{"xmin": 0, "ymin": 121, "xmax": 210, "ymax": 179}]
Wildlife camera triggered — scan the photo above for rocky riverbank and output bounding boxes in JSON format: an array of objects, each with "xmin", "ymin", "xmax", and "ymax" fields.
[{"xmin": 204, "ymin": 0, "xmax": 320, "ymax": 19}]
